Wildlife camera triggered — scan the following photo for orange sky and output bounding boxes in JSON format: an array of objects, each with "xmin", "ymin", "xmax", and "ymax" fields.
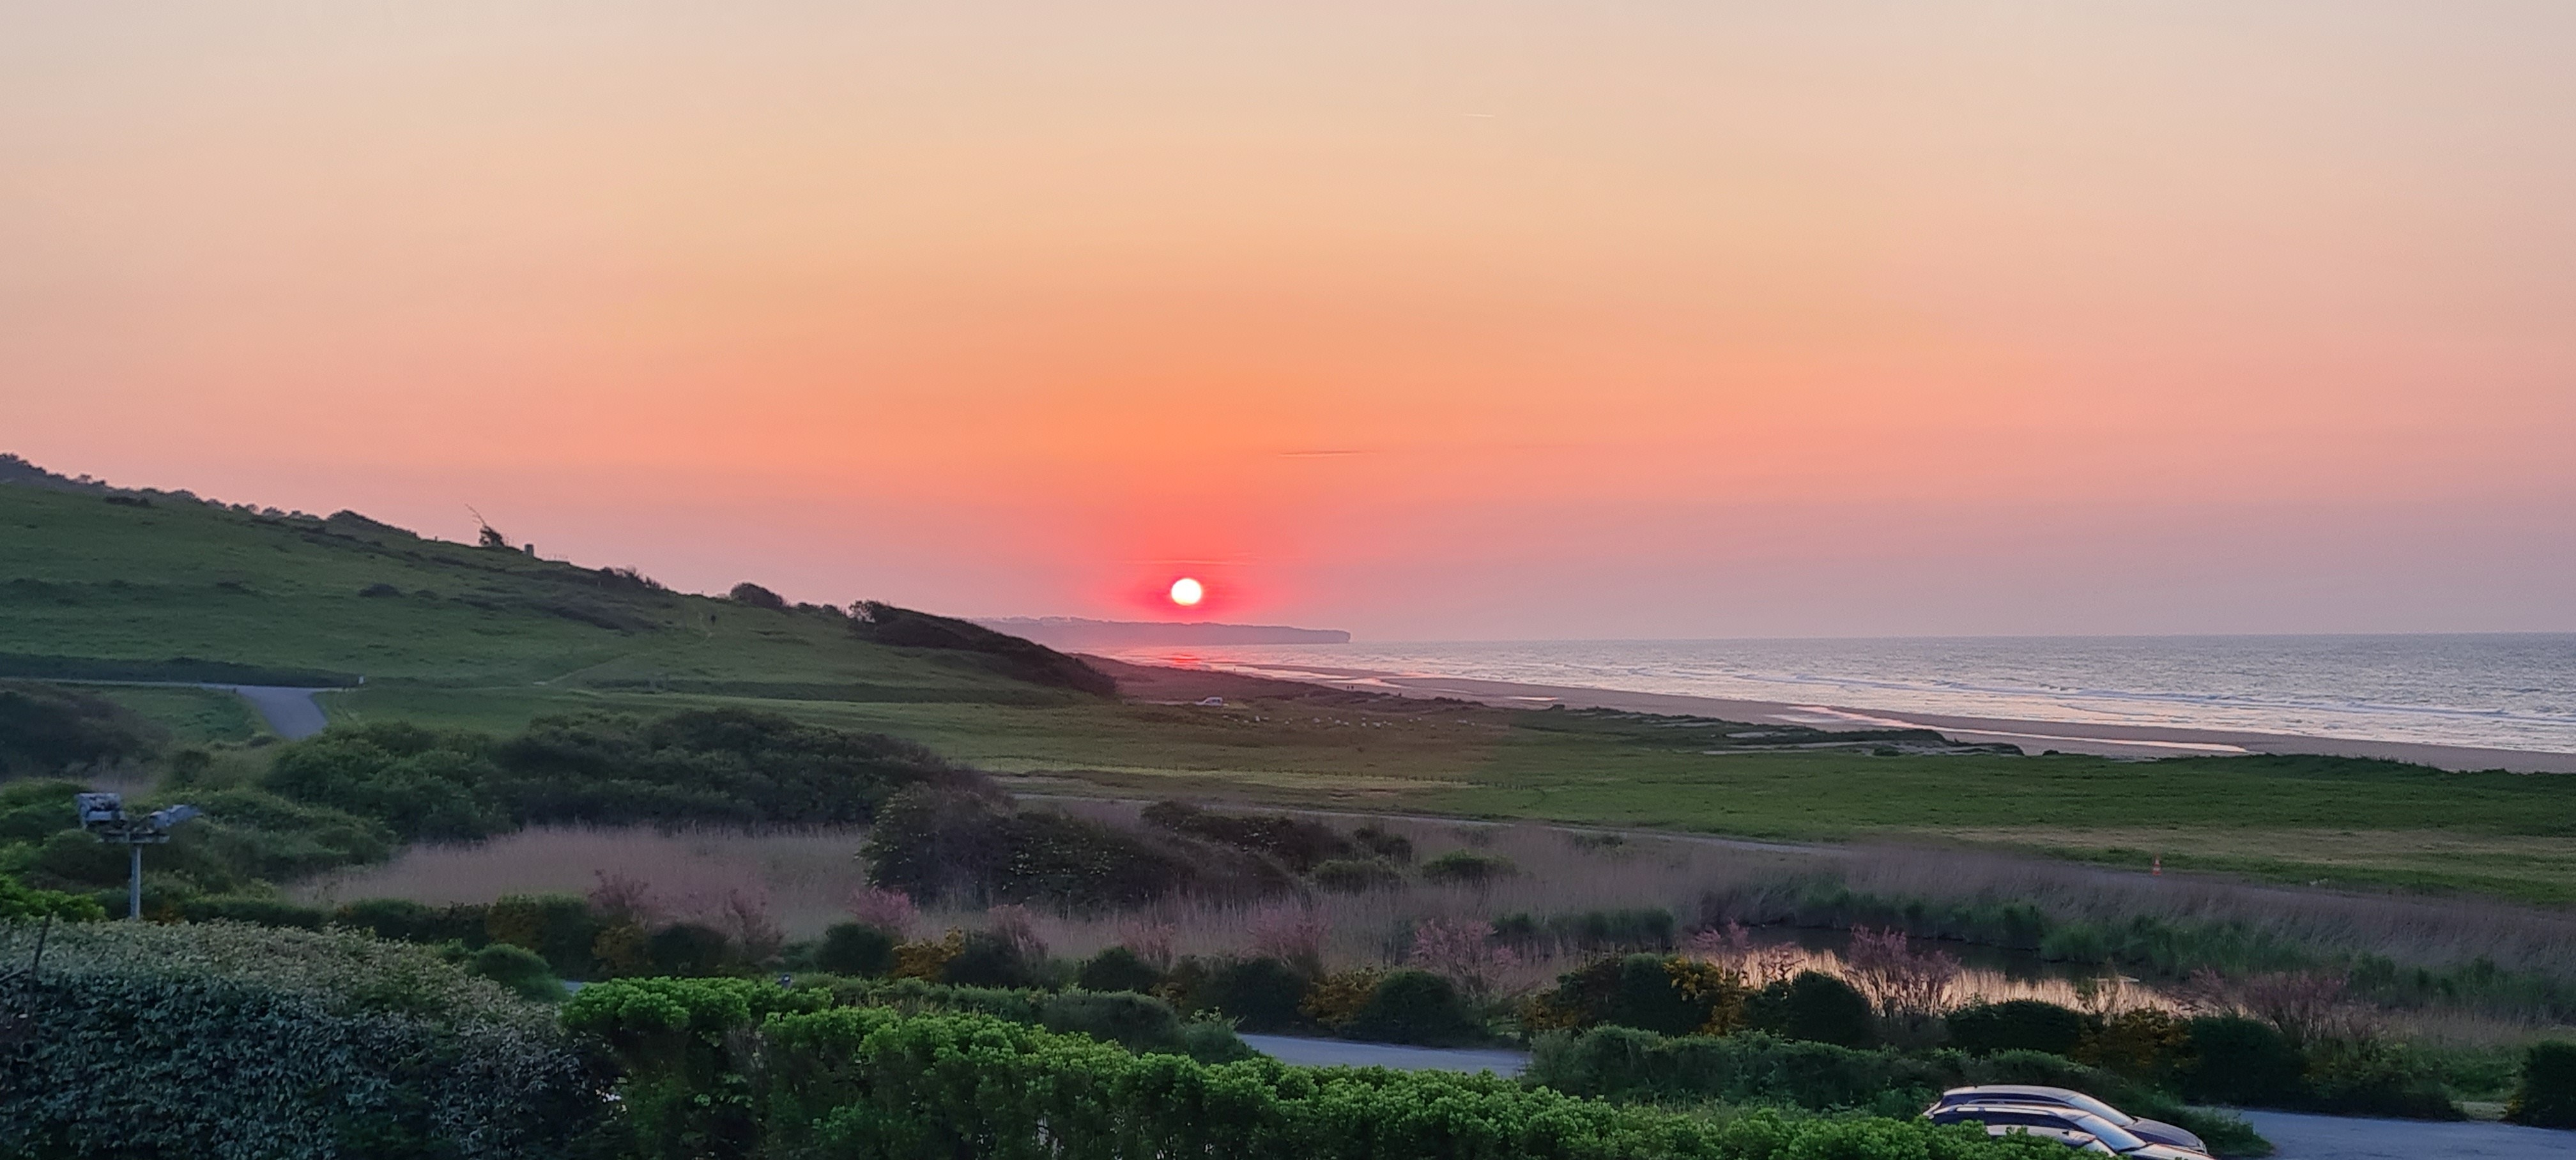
[{"xmin": 6, "ymin": 3, "xmax": 2573, "ymax": 637}]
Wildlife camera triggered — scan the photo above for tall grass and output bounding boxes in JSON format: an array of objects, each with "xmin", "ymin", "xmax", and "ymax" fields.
[{"xmin": 293, "ymin": 805, "xmax": 2576, "ymax": 1042}]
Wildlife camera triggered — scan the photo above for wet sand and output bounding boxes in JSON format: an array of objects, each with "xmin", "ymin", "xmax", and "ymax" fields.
[{"xmin": 1091, "ymin": 656, "xmax": 2576, "ymax": 774}]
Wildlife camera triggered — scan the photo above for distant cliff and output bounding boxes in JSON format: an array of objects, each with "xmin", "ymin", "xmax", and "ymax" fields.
[{"xmin": 974, "ymin": 617, "xmax": 1351, "ymax": 650}]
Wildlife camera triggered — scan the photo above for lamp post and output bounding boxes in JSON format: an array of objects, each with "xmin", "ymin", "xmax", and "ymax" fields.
[{"xmin": 73, "ymin": 793, "xmax": 201, "ymax": 920}]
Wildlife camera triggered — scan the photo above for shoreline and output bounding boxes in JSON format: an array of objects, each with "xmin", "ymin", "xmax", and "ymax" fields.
[{"xmin": 1101, "ymin": 657, "xmax": 2576, "ymax": 774}]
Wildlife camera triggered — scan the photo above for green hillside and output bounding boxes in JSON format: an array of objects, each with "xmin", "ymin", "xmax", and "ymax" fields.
[
  {"xmin": 0, "ymin": 482, "xmax": 1074, "ymax": 704},
  {"xmin": 4, "ymin": 466, "xmax": 2571, "ymax": 904}
]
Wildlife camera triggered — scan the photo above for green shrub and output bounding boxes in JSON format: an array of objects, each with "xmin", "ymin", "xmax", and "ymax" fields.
[
  {"xmin": 1075, "ymin": 944, "xmax": 1162, "ymax": 993},
  {"xmin": 1312, "ymin": 857, "xmax": 1404, "ymax": 892},
  {"xmin": 816, "ymin": 922, "xmax": 897, "ymax": 977},
  {"xmin": 1143, "ymin": 799, "xmax": 1357, "ymax": 871},
  {"xmin": 1544, "ymin": 953, "xmax": 1743, "ymax": 1037},
  {"xmin": 485, "ymin": 893, "xmax": 598, "ymax": 978},
  {"xmin": 1946, "ymin": 999, "xmax": 2089, "ymax": 1057},
  {"xmin": 0, "ymin": 872, "xmax": 104, "ymax": 920},
  {"xmin": 1744, "ymin": 970, "xmax": 1874, "ymax": 1048},
  {"xmin": 264, "ymin": 710, "xmax": 963, "ymax": 841},
  {"xmin": 2303, "ymin": 1039, "xmax": 2462, "ymax": 1120},
  {"xmin": 334, "ymin": 897, "xmax": 489, "ymax": 946},
  {"xmin": 1038, "ymin": 989, "xmax": 1190, "ymax": 1053},
  {"xmin": 740, "ymin": 1006, "xmax": 2051, "ymax": 1160},
  {"xmin": 2178, "ymin": 1016, "xmax": 2307, "ymax": 1107},
  {"xmin": 1420, "ymin": 849, "xmax": 1515, "ymax": 885},
  {"xmin": 2508, "ymin": 1041, "xmax": 2576, "ymax": 1128},
  {"xmin": 469, "ymin": 943, "xmax": 565, "ymax": 1003},
  {"xmin": 0, "ymin": 680, "xmax": 164, "ymax": 774},
  {"xmin": 939, "ymin": 929, "xmax": 1046, "ymax": 988},
  {"xmin": 1195, "ymin": 956, "xmax": 1311, "ymax": 1032},
  {"xmin": 0, "ymin": 920, "xmax": 597, "ymax": 1159},
  {"xmin": 863, "ymin": 786, "xmax": 1276, "ymax": 910},
  {"xmin": 1352, "ymin": 823, "xmax": 1414, "ymax": 864},
  {"xmin": 175, "ymin": 894, "xmax": 330, "ymax": 929},
  {"xmin": 645, "ymin": 922, "xmax": 732, "ymax": 976},
  {"xmin": 1342, "ymin": 969, "xmax": 1484, "ymax": 1046}
]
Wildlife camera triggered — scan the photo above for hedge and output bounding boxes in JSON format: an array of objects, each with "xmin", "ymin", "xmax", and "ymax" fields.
[
  {"xmin": 0, "ymin": 920, "xmax": 598, "ymax": 1160},
  {"xmin": 1528, "ymin": 1026, "xmax": 2271, "ymax": 1158},
  {"xmin": 601, "ymin": 1002, "xmax": 2067, "ymax": 1160}
]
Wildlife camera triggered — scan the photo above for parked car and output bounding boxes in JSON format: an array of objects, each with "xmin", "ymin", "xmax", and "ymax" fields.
[
  {"xmin": 1928, "ymin": 1085, "xmax": 2209, "ymax": 1154},
  {"xmin": 1927, "ymin": 1103, "xmax": 2212, "ymax": 1160}
]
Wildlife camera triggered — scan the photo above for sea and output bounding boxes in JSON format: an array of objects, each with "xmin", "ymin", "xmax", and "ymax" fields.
[{"xmin": 1101, "ymin": 634, "xmax": 2576, "ymax": 755}]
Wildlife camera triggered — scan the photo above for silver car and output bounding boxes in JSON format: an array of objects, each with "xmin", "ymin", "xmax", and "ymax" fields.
[
  {"xmin": 1928, "ymin": 1103, "xmax": 2214, "ymax": 1160},
  {"xmin": 1929, "ymin": 1085, "xmax": 2209, "ymax": 1154}
]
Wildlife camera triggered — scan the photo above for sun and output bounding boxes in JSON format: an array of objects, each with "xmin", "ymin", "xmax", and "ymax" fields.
[{"xmin": 1168, "ymin": 577, "xmax": 1204, "ymax": 607}]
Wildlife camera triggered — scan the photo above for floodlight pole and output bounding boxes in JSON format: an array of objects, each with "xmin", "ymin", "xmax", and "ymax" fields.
[{"xmin": 72, "ymin": 793, "xmax": 200, "ymax": 922}]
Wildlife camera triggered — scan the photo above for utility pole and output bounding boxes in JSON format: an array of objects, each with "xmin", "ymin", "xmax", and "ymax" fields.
[{"xmin": 74, "ymin": 793, "xmax": 201, "ymax": 920}]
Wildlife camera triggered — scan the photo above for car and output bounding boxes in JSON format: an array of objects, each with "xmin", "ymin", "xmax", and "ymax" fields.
[
  {"xmin": 1927, "ymin": 1104, "xmax": 2213, "ymax": 1160},
  {"xmin": 1928, "ymin": 1085, "xmax": 2209, "ymax": 1154}
]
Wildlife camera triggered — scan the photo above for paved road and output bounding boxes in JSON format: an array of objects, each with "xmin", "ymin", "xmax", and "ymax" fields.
[
  {"xmin": 1240, "ymin": 1034, "xmax": 1529, "ymax": 1076},
  {"xmin": 204, "ymin": 685, "xmax": 332, "ymax": 739},
  {"xmin": 2241, "ymin": 1110, "xmax": 2573, "ymax": 1160}
]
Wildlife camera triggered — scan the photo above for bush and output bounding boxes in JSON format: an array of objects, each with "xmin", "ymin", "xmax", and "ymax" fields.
[
  {"xmin": 628, "ymin": 1002, "xmax": 2052, "ymax": 1160},
  {"xmin": 2178, "ymin": 1016, "xmax": 2307, "ymax": 1107},
  {"xmin": 264, "ymin": 710, "xmax": 964, "ymax": 841},
  {"xmin": 1194, "ymin": 956, "xmax": 1311, "ymax": 1032},
  {"xmin": 0, "ymin": 920, "xmax": 597, "ymax": 1159},
  {"xmin": 1946, "ymin": 999, "xmax": 2089, "ymax": 1057},
  {"xmin": 334, "ymin": 897, "xmax": 489, "ymax": 946},
  {"xmin": 1744, "ymin": 970, "xmax": 1875, "ymax": 1048},
  {"xmin": 1038, "ymin": 989, "xmax": 1190, "ymax": 1054},
  {"xmin": 645, "ymin": 922, "xmax": 733, "ymax": 976},
  {"xmin": 2508, "ymin": 1041, "xmax": 2576, "ymax": 1128},
  {"xmin": 939, "ymin": 929, "xmax": 1046, "ymax": 989},
  {"xmin": 1529, "ymin": 1026, "xmax": 1951, "ymax": 1113},
  {"xmin": 0, "ymin": 680, "xmax": 164, "ymax": 775},
  {"xmin": 1540, "ymin": 954, "xmax": 1747, "ymax": 1037},
  {"xmin": 1420, "ymin": 849, "xmax": 1515, "ymax": 885},
  {"xmin": 862, "ymin": 786, "xmax": 1273, "ymax": 910},
  {"xmin": 484, "ymin": 893, "xmax": 599, "ymax": 978},
  {"xmin": 0, "ymin": 872, "xmax": 105, "ymax": 920},
  {"xmin": 847, "ymin": 601, "xmax": 1116, "ymax": 696},
  {"xmin": 816, "ymin": 922, "xmax": 897, "ymax": 977},
  {"xmin": 726, "ymin": 582, "xmax": 787, "ymax": 609},
  {"xmin": 1351, "ymin": 823, "xmax": 1414, "ymax": 864},
  {"xmin": 174, "ymin": 894, "xmax": 329, "ymax": 929},
  {"xmin": 1311, "ymin": 857, "xmax": 1404, "ymax": 892},
  {"xmin": 1142, "ymin": 800, "xmax": 1355, "ymax": 871},
  {"xmin": 468, "ymin": 943, "xmax": 565, "ymax": 1003},
  {"xmin": 2303, "ymin": 1039, "xmax": 2462, "ymax": 1120},
  {"xmin": 1075, "ymin": 945, "xmax": 1162, "ymax": 993},
  {"xmin": 1343, "ymin": 969, "xmax": 1485, "ymax": 1046}
]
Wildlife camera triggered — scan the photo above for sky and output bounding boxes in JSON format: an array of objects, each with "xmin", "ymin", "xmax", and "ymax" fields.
[{"xmin": 5, "ymin": 3, "xmax": 2573, "ymax": 640}]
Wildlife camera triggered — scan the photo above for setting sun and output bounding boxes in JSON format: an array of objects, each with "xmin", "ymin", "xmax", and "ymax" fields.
[{"xmin": 1168, "ymin": 577, "xmax": 1204, "ymax": 607}]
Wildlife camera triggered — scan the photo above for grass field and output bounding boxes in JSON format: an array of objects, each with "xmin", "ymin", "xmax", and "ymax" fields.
[{"xmin": 8, "ymin": 477, "xmax": 2575, "ymax": 906}]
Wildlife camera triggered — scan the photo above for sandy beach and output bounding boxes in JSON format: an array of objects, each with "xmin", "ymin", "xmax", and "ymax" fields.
[{"xmin": 1094, "ymin": 656, "xmax": 2576, "ymax": 774}]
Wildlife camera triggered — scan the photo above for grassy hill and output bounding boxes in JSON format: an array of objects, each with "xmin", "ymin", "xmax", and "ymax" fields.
[
  {"xmin": 0, "ymin": 482, "xmax": 1079, "ymax": 703},
  {"xmin": 4, "ymin": 464, "xmax": 2572, "ymax": 904}
]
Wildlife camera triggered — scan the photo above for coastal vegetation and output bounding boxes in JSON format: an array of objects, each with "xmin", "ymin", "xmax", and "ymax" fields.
[{"xmin": 5, "ymin": 462, "xmax": 2575, "ymax": 1153}]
